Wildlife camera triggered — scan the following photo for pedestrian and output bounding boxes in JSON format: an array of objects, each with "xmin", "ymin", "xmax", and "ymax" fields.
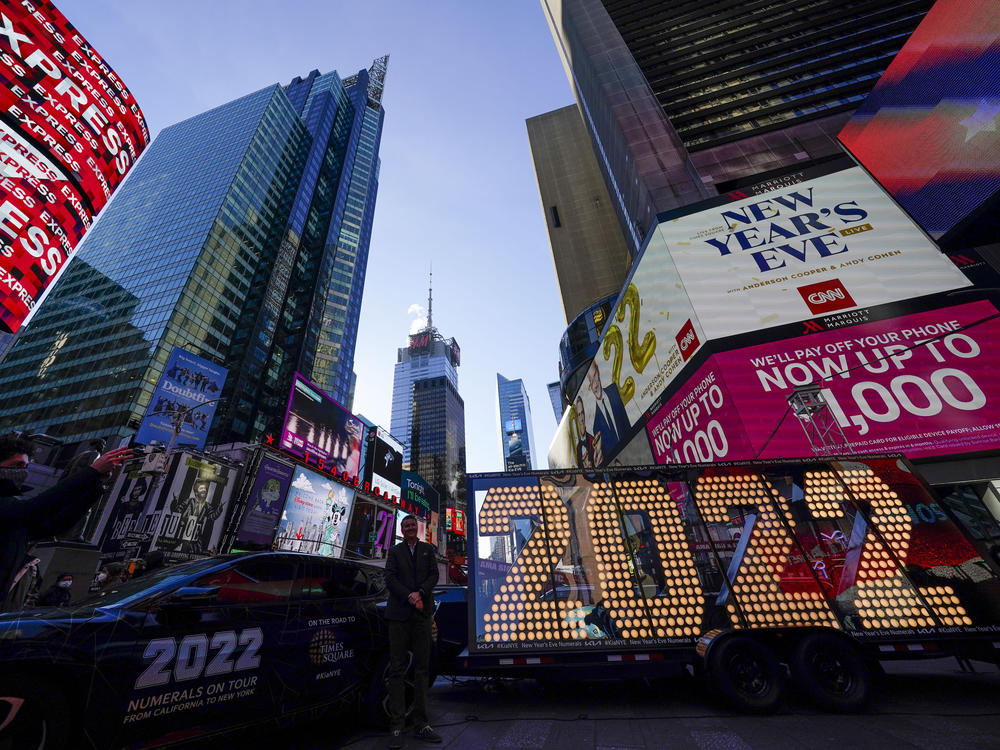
[
  {"xmin": 36, "ymin": 572, "xmax": 73, "ymax": 607},
  {"xmin": 0, "ymin": 435, "xmax": 132, "ymax": 611},
  {"xmin": 384, "ymin": 514, "xmax": 441, "ymax": 748},
  {"xmin": 58, "ymin": 438, "xmax": 108, "ymax": 541}
]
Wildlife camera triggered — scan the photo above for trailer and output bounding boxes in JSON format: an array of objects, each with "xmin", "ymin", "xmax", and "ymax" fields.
[{"xmin": 433, "ymin": 456, "xmax": 1000, "ymax": 712}]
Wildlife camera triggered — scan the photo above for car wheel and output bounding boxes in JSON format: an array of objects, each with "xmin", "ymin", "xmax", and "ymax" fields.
[
  {"xmin": 0, "ymin": 675, "xmax": 71, "ymax": 750},
  {"xmin": 790, "ymin": 632, "xmax": 871, "ymax": 712},
  {"xmin": 707, "ymin": 635, "xmax": 785, "ymax": 713}
]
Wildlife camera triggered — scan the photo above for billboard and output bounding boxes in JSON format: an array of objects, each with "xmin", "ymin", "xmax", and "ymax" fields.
[
  {"xmin": 469, "ymin": 460, "xmax": 1000, "ymax": 654},
  {"xmin": 232, "ymin": 455, "xmax": 296, "ymax": 549},
  {"xmin": 275, "ymin": 465, "xmax": 355, "ymax": 558},
  {"xmin": 135, "ymin": 346, "xmax": 228, "ymax": 450},
  {"xmin": 367, "ymin": 426, "xmax": 403, "ymax": 501},
  {"xmin": 280, "ymin": 373, "xmax": 363, "ymax": 477},
  {"xmin": 838, "ymin": 0, "xmax": 1000, "ymax": 240},
  {"xmin": 552, "ymin": 161, "xmax": 971, "ymax": 469},
  {"xmin": 662, "ymin": 165, "xmax": 970, "ymax": 340},
  {"xmin": 93, "ymin": 460, "xmax": 158, "ymax": 557},
  {"xmin": 0, "ymin": 0, "xmax": 148, "ymax": 333},
  {"xmin": 149, "ymin": 453, "xmax": 238, "ymax": 558},
  {"xmin": 400, "ymin": 469, "xmax": 439, "ymax": 519},
  {"xmin": 646, "ymin": 299, "xmax": 1000, "ymax": 462}
]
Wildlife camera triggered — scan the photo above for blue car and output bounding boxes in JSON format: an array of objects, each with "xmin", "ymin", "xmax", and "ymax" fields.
[{"xmin": 0, "ymin": 552, "xmax": 396, "ymax": 749}]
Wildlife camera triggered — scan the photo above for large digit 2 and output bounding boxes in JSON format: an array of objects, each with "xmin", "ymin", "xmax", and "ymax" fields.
[
  {"xmin": 827, "ymin": 467, "xmax": 972, "ymax": 629},
  {"xmin": 616, "ymin": 284, "xmax": 656, "ymax": 375},
  {"xmin": 478, "ymin": 483, "xmax": 574, "ymax": 641},
  {"xmin": 602, "ymin": 327, "xmax": 635, "ymax": 405},
  {"xmin": 589, "ymin": 479, "xmax": 703, "ymax": 638},
  {"xmin": 135, "ymin": 638, "xmax": 176, "ymax": 689},
  {"xmin": 693, "ymin": 473, "xmax": 839, "ymax": 629}
]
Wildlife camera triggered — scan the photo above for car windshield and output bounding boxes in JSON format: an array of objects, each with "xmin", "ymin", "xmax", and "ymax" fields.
[{"xmin": 75, "ymin": 556, "xmax": 239, "ymax": 608}]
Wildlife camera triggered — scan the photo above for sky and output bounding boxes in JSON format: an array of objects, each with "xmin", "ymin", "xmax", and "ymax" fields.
[{"xmin": 53, "ymin": 0, "xmax": 575, "ymax": 474}]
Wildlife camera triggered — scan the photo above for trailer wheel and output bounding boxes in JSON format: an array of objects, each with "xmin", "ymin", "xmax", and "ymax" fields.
[
  {"xmin": 790, "ymin": 632, "xmax": 871, "ymax": 712},
  {"xmin": 707, "ymin": 635, "xmax": 784, "ymax": 713}
]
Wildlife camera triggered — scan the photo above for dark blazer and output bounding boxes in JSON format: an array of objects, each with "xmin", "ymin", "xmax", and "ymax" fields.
[
  {"xmin": 384, "ymin": 540, "xmax": 439, "ymax": 621},
  {"xmin": 592, "ymin": 384, "xmax": 629, "ymax": 453}
]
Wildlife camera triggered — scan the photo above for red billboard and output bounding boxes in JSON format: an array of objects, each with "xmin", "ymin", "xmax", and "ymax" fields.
[
  {"xmin": 649, "ymin": 300, "xmax": 1000, "ymax": 462},
  {"xmin": 0, "ymin": 0, "xmax": 148, "ymax": 332},
  {"xmin": 838, "ymin": 0, "xmax": 1000, "ymax": 241}
]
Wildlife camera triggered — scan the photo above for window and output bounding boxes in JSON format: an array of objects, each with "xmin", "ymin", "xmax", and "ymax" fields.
[
  {"xmin": 196, "ymin": 557, "xmax": 296, "ymax": 603},
  {"xmin": 295, "ymin": 559, "xmax": 374, "ymax": 600}
]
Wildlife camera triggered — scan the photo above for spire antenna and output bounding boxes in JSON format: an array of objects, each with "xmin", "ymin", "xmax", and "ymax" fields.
[{"xmin": 427, "ymin": 266, "xmax": 433, "ymax": 330}]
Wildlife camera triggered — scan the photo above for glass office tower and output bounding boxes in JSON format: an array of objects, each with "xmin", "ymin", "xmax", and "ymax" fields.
[
  {"xmin": 0, "ymin": 59, "xmax": 387, "ymax": 447},
  {"xmin": 497, "ymin": 374, "xmax": 535, "ymax": 472}
]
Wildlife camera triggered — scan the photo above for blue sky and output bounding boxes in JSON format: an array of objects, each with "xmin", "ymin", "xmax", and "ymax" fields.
[{"xmin": 55, "ymin": 0, "xmax": 575, "ymax": 473}]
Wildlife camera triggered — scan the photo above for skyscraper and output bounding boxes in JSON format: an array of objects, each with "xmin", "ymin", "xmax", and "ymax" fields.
[
  {"xmin": 390, "ymin": 277, "xmax": 466, "ymax": 552},
  {"xmin": 0, "ymin": 59, "xmax": 387, "ymax": 447},
  {"xmin": 497, "ymin": 374, "xmax": 536, "ymax": 472},
  {"xmin": 540, "ymin": 0, "xmax": 931, "ymax": 253}
]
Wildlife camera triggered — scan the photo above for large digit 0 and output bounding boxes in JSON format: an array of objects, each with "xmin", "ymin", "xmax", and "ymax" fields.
[{"xmin": 589, "ymin": 479, "xmax": 703, "ymax": 638}]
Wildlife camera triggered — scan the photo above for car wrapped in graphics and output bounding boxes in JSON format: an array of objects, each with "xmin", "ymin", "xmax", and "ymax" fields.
[{"xmin": 0, "ymin": 552, "xmax": 399, "ymax": 748}]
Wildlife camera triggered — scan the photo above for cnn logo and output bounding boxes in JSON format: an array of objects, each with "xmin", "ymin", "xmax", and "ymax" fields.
[
  {"xmin": 797, "ymin": 279, "xmax": 856, "ymax": 315},
  {"xmin": 675, "ymin": 320, "xmax": 700, "ymax": 361}
]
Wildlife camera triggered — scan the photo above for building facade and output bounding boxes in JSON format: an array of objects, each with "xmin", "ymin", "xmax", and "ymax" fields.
[
  {"xmin": 389, "ymin": 286, "xmax": 466, "ymax": 553},
  {"xmin": 497, "ymin": 374, "xmax": 536, "ymax": 472},
  {"xmin": 539, "ymin": 0, "xmax": 932, "ymax": 253},
  {"xmin": 0, "ymin": 60, "xmax": 387, "ymax": 448}
]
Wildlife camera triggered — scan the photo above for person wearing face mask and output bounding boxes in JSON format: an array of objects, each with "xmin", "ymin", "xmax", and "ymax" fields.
[
  {"xmin": 36, "ymin": 572, "xmax": 74, "ymax": 607},
  {"xmin": 0, "ymin": 434, "xmax": 133, "ymax": 612}
]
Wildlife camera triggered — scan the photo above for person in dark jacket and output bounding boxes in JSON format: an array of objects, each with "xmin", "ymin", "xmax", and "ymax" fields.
[
  {"xmin": 0, "ymin": 435, "xmax": 132, "ymax": 611},
  {"xmin": 36, "ymin": 572, "xmax": 73, "ymax": 607},
  {"xmin": 384, "ymin": 515, "xmax": 441, "ymax": 747}
]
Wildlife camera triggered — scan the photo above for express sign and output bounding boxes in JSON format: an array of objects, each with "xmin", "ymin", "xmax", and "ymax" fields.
[{"xmin": 0, "ymin": 0, "xmax": 148, "ymax": 332}]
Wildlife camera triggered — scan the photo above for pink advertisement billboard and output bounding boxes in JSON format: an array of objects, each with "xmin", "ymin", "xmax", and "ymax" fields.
[
  {"xmin": 649, "ymin": 300, "xmax": 1000, "ymax": 461},
  {"xmin": 647, "ymin": 359, "xmax": 754, "ymax": 464}
]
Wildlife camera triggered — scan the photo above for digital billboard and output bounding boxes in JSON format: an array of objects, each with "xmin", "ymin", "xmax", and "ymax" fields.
[
  {"xmin": 275, "ymin": 465, "xmax": 355, "ymax": 558},
  {"xmin": 93, "ymin": 459, "xmax": 158, "ymax": 557},
  {"xmin": 281, "ymin": 373, "xmax": 363, "ymax": 477},
  {"xmin": 470, "ymin": 460, "xmax": 1000, "ymax": 654},
  {"xmin": 0, "ymin": 0, "xmax": 148, "ymax": 333},
  {"xmin": 838, "ymin": 0, "xmax": 1000, "ymax": 240},
  {"xmin": 661, "ymin": 165, "xmax": 970, "ymax": 340},
  {"xmin": 134, "ymin": 346, "xmax": 228, "ymax": 450},
  {"xmin": 232, "ymin": 455, "xmax": 296, "ymax": 549},
  {"xmin": 367, "ymin": 426, "xmax": 403, "ymax": 501},
  {"xmin": 552, "ymin": 161, "xmax": 971, "ymax": 470},
  {"xmin": 646, "ymin": 299, "xmax": 1000, "ymax": 462}
]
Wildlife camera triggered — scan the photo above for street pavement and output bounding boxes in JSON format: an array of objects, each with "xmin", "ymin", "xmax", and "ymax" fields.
[{"xmin": 257, "ymin": 658, "xmax": 1000, "ymax": 750}]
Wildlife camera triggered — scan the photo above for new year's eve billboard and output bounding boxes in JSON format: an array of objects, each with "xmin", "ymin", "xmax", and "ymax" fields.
[
  {"xmin": 281, "ymin": 374, "xmax": 363, "ymax": 477},
  {"xmin": 647, "ymin": 300, "xmax": 1000, "ymax": 462},
  {"xmin": 662, "ymin": 165, "xmax": 970, "ymax": 340},
  {"xmin": 0, "ymin": 0, "xmax": 148, "ymax": 333},
  {"xmin": 551, "ymin": 161, "xmax": 970, "ymax": 470},
  {"xmin": 838, "ymin": 0, "xmax": 1000, "ymax": 240},
  {"xmin": 134, "ymin": 346, "xmax": 228, "ymax": 450}
]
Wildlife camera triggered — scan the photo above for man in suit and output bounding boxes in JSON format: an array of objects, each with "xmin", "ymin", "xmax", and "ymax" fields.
[
  {"xmin": 587, "ymin": 361, "xmax": 629, "ymax": 458},
  {"xmin": 384, "ymin": 515, "xmax": 441, "ymax": 747}
]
